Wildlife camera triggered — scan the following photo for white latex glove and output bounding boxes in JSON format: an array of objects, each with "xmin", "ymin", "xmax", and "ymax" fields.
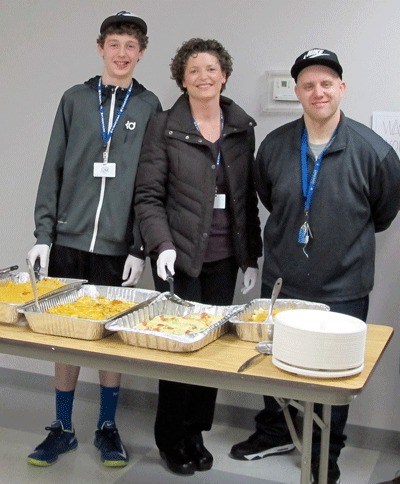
[
  {"xmin": 121, "ymin": 255, "xmax": 145, "ymax": 286},
  {"xmin": 27, "ymin": 244, "xmax": 50, "ymax": 276},
  {"xmin": 157, "ymin": 249, "xmax": 176, "ymax": 281},
  {"xmin": 241, "ymin": 267, "xmax": 258, "ymax": 295}
]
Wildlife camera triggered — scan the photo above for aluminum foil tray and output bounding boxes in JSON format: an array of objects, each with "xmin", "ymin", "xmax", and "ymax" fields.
[
  {"xmin": 106, "ymin": 299, "xmax": 244, "ymax": 352},
  {"xmin": 19, "ymin": 285, "xmax": 159, "ymax": 340},
  {"xmin": 0, "ymin": 272, "xmax": 87, "ymax": 325},
  {"xmin": 229, "ymin": 298, "xmax": 330, "ymax": 343}
]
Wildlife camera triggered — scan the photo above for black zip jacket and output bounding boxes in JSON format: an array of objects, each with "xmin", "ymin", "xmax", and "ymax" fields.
[{"xmin": 135, "ymin": 94, "xmax": 262, "ymax": 277}]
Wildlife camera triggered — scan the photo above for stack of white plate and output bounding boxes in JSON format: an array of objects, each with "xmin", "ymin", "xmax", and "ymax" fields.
[{"xmin": 272, "ymin": 309, "xmax": 367, "ymax": 378}]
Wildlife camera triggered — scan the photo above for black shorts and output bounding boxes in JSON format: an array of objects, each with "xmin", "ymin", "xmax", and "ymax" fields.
[{"xmin": 48, "ymin": 244, "xmax": 126, "ymax": 286}]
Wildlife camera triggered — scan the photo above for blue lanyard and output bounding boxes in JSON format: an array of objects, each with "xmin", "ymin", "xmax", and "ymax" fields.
[
  {"xmin": 298, "ymin": 126, "xmax": 337, "ymax": 256},
  {"xmin": 97, "ymin": 78, "xmax": 132, "ymax": 144},
  {"xmin": 193, "ymin": 110, "xmax": 224, "ymax": 166},
  {"xmin": 300, "ymin": 127, "xmax": 336, "ymax": 215}
]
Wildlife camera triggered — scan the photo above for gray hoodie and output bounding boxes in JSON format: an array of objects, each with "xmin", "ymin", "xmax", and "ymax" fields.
[{"xmin": 33, "ymin": 76, "xmax": 161, "ymax": 256}]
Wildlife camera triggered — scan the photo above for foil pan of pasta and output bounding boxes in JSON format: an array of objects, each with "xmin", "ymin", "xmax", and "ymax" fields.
[
  {"xmin": 19, "ymin": 285, "xmax": 160, "ymax": 340},
  {"xmin": 0, "ymin": 272, "xmax": 87, "ymax": 324},
  {"xmin": 229, "ymin": 298, "xmax": 330, "ymax": 343},
  {"xmin": 105, "ymin": 299, "xmax": 244, "ymax": 352}
]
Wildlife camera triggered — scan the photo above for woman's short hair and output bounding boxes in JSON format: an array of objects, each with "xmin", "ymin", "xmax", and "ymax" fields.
[
  {"xmin": 97, "ymin": 24, "xmax": 148, "ymax": 51},
  {"xmin": 170, "ymin": 38, "xmax": 233, "ymax": 92}
]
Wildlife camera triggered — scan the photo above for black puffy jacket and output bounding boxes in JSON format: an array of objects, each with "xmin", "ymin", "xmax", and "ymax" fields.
[{"xmin": 134, "ymin": 94, "xmax": 262, "ymax": 277}]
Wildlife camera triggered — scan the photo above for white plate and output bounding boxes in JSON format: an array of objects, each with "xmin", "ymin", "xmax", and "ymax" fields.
[
  {"xmin": 272, "ymin": 310, "xmax": 367, "ymax": 370},
  {"xmin": 272, "ymin": 356, "xmax": 364, "ymax": 379}
]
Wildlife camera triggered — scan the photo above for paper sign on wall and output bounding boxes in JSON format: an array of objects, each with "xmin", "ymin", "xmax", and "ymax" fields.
[{"xmin": 372, "ymin": 112, "xmax": 400, "ymax": 157}]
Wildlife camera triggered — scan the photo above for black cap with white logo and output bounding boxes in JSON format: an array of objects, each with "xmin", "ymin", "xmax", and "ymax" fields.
[
  {"xmin": 100, "ymin": 11, "xmax": 147, "ymax": 35},
  {"xmin": 291, "ymin": 48, "xmax": 343, "ymax": 82}
]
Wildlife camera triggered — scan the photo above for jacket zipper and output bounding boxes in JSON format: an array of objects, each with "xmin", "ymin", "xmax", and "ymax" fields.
[{"xmin": 89, "ymin": 87, "xmax": 117, "ymax": 252}]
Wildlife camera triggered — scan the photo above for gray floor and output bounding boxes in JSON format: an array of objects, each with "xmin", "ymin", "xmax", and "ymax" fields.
[{"xmin": 1, "ymin": 370, "xmax": 400, "ymax": 484}]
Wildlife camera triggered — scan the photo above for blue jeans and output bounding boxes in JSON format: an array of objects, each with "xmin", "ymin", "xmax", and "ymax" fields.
[
  {"xmin": 256, "ymin": 283, "xmax": 369, "ymax": 462},
  {"xmin": 152, "ymin": 256, "xmax": 239, "ymax": 450}
]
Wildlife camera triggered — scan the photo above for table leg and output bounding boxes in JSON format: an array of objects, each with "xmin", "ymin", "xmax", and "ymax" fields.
[
  {"xmin": 281, "ymin": 398, "xmax": 303, "ymax": 452},
  {"xmin": 301, "ymin": 401, "xmax": 314, "ymax": 484},
  {"xmin": 318, "ymin": 404, "xmax": 331, "ymax": 484},
  {"xmin": 280, "ymin": 398, "xmax": 332, "ymax": 483}
]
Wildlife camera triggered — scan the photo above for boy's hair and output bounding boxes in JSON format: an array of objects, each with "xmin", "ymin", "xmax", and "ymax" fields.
[
  {"xmin": 97, "ymin": 24, "xmax": 148, "ymax": 51},
  {"xmin": 170, "ymin": 38, "xmax": 233, "ymax": 93}
]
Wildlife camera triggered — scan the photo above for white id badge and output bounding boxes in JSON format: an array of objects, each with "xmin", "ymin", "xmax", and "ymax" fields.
[
  {"xmin": 93, "ymin": 163, "xmax": 116, "ymax": 178},
  {"xmin": 214, "ymin": 193, "xmax": 226, "ymax": 209}
]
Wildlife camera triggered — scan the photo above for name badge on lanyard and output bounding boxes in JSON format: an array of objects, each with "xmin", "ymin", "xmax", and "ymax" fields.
[
  {"xmin": 96, "ymin": 78, "xmax": 132, "ymax": 179},
  {"xmin": 93, "ymin": 162, "xmax": 116, "ymax": 178},
  {"xmin": 214, "ymin": 193, "xmax": 226, "ymax": 209}
]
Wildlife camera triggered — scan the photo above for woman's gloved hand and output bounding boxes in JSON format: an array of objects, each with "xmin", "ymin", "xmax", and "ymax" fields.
[
  {"xmin": 157, "ymin": 249, "xmax": 176, "ymax": 281},
  {"xmin": 122, "ymin": 254, "xmax": 145, "ymax": 286},
  {"xmin": 241, "ymin": 267, "xmax": 258, "ymax": 295}
]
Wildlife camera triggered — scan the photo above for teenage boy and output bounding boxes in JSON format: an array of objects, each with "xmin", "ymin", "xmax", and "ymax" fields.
[{"xmin": 27, "ymin": 11, "xmax": 161, "ymax": 467}]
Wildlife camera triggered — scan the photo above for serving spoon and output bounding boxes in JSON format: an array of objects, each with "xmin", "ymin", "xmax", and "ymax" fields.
[
  {"xmin": 26, "ymin": 259, "xmax": 40, "ymax": 311},
  {"xmin": 237, "ymin": 340, "xmax": 273, "ymax": 372},
  {"xmin": 264, "ymin": 277, "xmax": 282, "ymax": 325},
  {"xmin": 165, "ymin": 268, "xmax": 194, "ymax": 315}
]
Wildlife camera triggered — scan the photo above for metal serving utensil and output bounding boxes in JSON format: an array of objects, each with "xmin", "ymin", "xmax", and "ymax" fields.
[
  {"xmin": 33, "ymin": 260, "xmax": 42, "ymax": 280},
  {"xmin": 26, "ymin": 259, "xmax": 40, "ymax": 311},
  {"xmin": 264, "ymin": 277, "xmax": 282, "ymax": 324},
  {"xmin": 165, "ymin": 267, "xmax": 176, "ymax": 299},
  {"xmin": 237, "ymin": 341, "xmax": 273, "ymax": 373},
  {"xmin": 0, "ymin": 265, "xmax": 19, "ymax": 279},
  {"xmin": 165, "ymin": 268, "xmax": 194, "ymax": 312},
  {"xmin": 106, "ymin": 294, "xmax": 160, "ymax": 322}
]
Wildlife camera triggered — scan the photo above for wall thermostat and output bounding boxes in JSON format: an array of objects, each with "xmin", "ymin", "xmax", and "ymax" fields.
[
  {"xmin": 262, "ymin": 70, "xmax": 302, "ymax": 114},
  {"xmin": 272, "ymin": 76, "xmax": 297, "ymax": 101}
]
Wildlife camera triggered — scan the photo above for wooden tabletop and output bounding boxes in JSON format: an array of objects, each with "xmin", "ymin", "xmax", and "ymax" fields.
[{"xmin": 0, "ymin": 322, "xmax": 393, "ymax": 405}]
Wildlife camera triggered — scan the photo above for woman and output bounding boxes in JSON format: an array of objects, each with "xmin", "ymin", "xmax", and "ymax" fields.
[{"xmin": 134, "ymin": 38, "xmax": 262, "ymax": 475}]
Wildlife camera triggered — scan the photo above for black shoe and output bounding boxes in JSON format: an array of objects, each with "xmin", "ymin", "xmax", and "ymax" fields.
[
  {"xmin": 311, "ymin": 459, "xmax": 341, "ymax": 484},
  {"xmin": 94, "ymin": 421, "xmax": 129, "ymax": 467},
  {"xmin": 185, "ymin": 439, "xmax": 213, "ymax": 471},
  {"xmin": 160, "ymin": 444, "xmax": 196, "ymax": 475},
  {"xmin": 230, "ymin": 431, "xmax": 295, "ymax": 461},
  {"xmin": 27, "ymin": 420, "xmax": 78, "ymax": 466}
]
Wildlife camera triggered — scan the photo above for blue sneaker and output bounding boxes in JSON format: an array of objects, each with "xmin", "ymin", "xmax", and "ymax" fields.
[
  {"xmin": 94, "ymin": 421, "xmax": 129, "ymax": 467},
  {"xmin": 27, "ymin": 420, "xmax": 78, "ymax": 466}
]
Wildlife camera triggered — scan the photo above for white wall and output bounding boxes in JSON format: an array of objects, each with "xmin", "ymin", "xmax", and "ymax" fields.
[{"xmin": 1, "ymin": 0, "xmax": 399, "ymax": 431}]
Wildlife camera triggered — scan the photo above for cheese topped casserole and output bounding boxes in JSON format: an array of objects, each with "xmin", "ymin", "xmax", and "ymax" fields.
[
  {"xmin": 46, "ymin": 296, "xmax": 135, "ymax": 320},
  {"xmin": 0, "ymin": 278, "xmax": 65, "ymax": 304},
  {"xmin": 249, "ymin": 307, "xmax": 286, "ymax": 322},
  {"xmin": 136, "ymin": 312, "xmax": 222, "ymax": 335}
]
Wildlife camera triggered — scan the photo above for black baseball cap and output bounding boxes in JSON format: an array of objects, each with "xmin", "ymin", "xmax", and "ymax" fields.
[
  {"xmin": 291, "ymin": 48, "xmax": 343, "ymax": 82},
  {"xmin": 100, "ymin": 11, "xmax": 147, "ymax": 35}
]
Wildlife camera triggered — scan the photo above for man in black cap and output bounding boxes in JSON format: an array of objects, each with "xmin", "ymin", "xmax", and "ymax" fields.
[
  {"xmin": 26, "ymin": 11, "xmax": 161, "ymax": 467},
  {"xmin": 229, "ymin": 48, "xmax": 400, "ymax": 483}
]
